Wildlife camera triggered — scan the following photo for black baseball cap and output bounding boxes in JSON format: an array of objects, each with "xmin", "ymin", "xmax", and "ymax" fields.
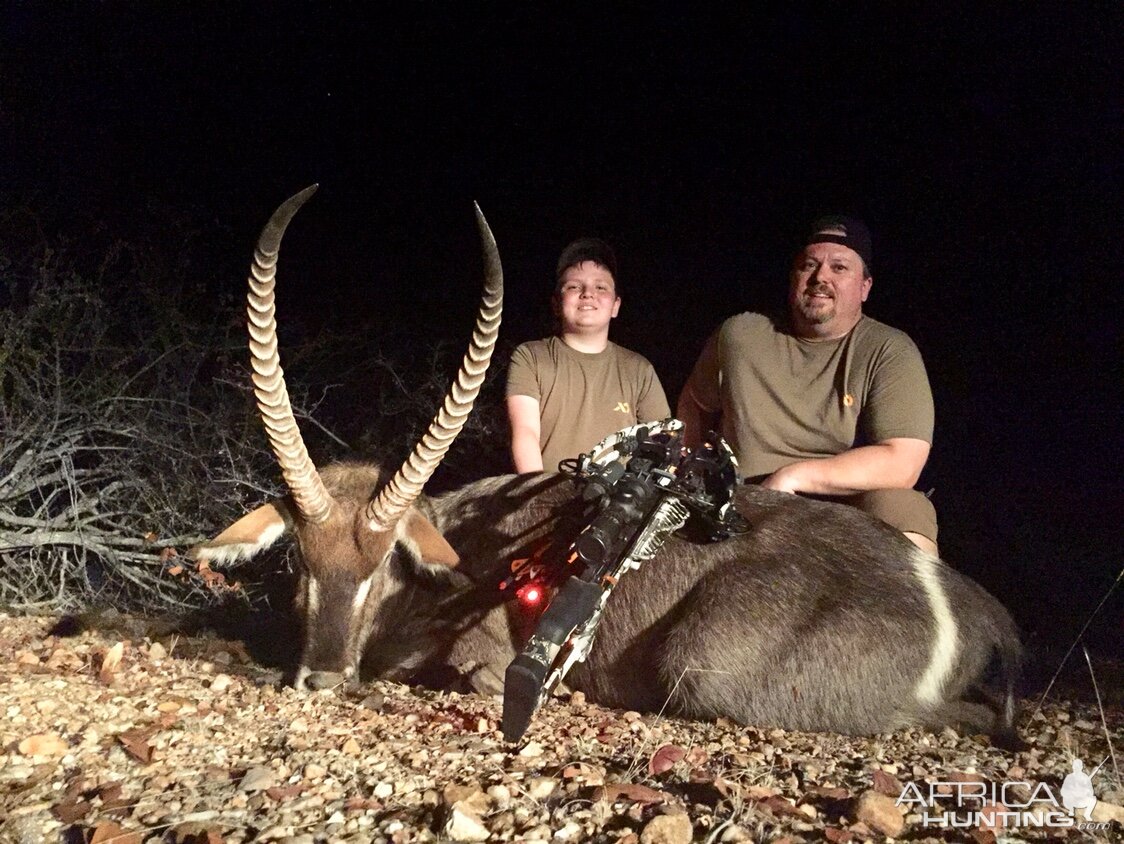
[{"xmin": 805, "ymin": 215, "xmax": 873, "ymax": 274}]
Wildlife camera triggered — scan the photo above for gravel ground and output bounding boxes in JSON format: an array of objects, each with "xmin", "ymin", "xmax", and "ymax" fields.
[{"xmin": 0, "ymin": 612, "xmax": 1120, "ymax": 843}]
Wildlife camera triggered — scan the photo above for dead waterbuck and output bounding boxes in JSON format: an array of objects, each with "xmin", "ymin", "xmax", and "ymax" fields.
[{"xmin": 193, "ymin": 187, "xmax": 1022, "ymax": 745}]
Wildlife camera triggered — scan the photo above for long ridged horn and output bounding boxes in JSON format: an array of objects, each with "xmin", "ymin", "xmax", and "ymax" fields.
[
  {"xmin": 365, "ymin": 204, "xmax": 503, "ymax": 532},
  {"xmin": 248, "ymin": 184, "xmax": 334, "ymax": 524}
]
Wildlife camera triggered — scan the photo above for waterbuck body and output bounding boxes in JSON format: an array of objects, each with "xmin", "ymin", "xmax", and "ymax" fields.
[
  {"xmin": 193, "ymin": 186, "xmax": 1022, "ymax": 745},
  {"xmin": 413, "ymin": 471, "xmax": 1020, "ymax": 738}
]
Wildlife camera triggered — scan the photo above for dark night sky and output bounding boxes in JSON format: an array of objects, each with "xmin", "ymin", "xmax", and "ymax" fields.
[{"xmin": 4, "ymin": 5, "xmax": 1121, "ymax": 649}]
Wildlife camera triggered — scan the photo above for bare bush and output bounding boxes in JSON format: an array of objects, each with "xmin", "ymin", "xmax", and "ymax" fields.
[
  {"xmin": 0, "ymin": 200, "xmax": 512, "ymax": 615},
  {"xmin": 0, "ymin": 207, "xmax": 267, "ymax": 611}
]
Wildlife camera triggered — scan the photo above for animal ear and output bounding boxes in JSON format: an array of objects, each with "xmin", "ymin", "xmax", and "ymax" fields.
[
  {"xmin": 190, "ymin": 500, "xmax": 294, "ymax": 565},
  {"xmin": 397, "ymin": 509, "xmax": 460, "ymax": 569}
]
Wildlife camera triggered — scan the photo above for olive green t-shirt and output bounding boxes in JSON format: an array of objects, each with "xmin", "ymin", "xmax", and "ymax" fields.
[
  {"xmin": 506, "ymin": 337, "xmax": 671, "ymax": 471},
  {"xmin": 682, "ymin": 313, "xmax": 933, "ymax": 479}
]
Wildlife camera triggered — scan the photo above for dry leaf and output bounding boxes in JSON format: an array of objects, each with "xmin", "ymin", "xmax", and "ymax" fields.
[
  {"xmin": 144, "ymin": 531, "xmax": 159, "ymax": 543},
  {"xmin": 89, "ymin": 821, "xmax": 142, "ymax": 844},
  {"xmin": 595, "ymin": 782, "xmax": 668, "ymax": 804},
  {"xmin": 824, "ymin": 829, "xmax": 853, "ymax": 843},
  {"xmin": 344, "ymin": 796, "xmax": 382, "ymax": 811},
  {"xmin": 167, "ymin": 564, "xmax": 184, "ymax": 576},
  {"xmin": 160, "ymin": 547, "xmax": 178, "ymax": 561},
  {"xmin": 871, "ymin": 769, "xmax": 901, "ymax": 796},
  {"xmin": 17, "ymin": 732, "xmax": 68, "ymax": 757},
  {"xmin": 265, "ymin": 784, "xmax": 304, "ymax": 801},
  {"xmin": 200, "ymin": 568, "xmax": 227, "ymax": 588},
  {"xmin": 97, "ymin": 780, "xmax": 135, "ymax": 813},
  {"xmin": 117, "ymin": 729, "xmax": 155, "ymax": 764},
  {"xmin": 99, "ymin": 641, "xmax": 125, "ymax": 684},
  {"xmin": 648, "ymin": 743, "xmax": 687, "ymax": 776},
  {"xmin": 52, "ymin": 799, "xmax": 91, "ymax": 823},
  {"xmin": 811, "ymin": 785, "xmax": 851, "ymax": 800},
  {"xmin": 98, "ymin": 782, "xmax": 124, "ymax": 803}
]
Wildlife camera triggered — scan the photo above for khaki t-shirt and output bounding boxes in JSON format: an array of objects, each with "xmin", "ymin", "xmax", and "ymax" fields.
[
  {"xmin": 683, "ymin": 313, "xmax": 933, "ymax": 478},
  {"xmin": 507, "ymin": 337, "xmax": 671, "ymax": 471}
]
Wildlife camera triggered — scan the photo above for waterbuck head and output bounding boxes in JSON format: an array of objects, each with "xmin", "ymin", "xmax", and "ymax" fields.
[{"xmin": 191, "ymin": 185, "xmax": 503, "ymax": 690}]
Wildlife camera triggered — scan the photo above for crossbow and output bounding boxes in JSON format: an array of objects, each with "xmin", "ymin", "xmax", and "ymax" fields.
[{"xmin": 500, "ymin": 418, "xmax": 747, "ymax": 742}]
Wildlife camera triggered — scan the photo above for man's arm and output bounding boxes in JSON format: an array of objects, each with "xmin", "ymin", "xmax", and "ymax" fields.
[
  {"xmin": 677, "ymin": 328, "xmax": 723, "ymax": 449},
  {"xmin": 676, "ymin": 386, "xmax": 720, "ymax": 450},
  {"xmin": 507, "ymin": 394, "xmax": 545, "ymax": 473},
  {"xmin": 760, "ymin": 437, "xmax": 931, "ymax": 495},
  {"xmin": 765, "ymin": 329, "xmax": 935, "ymax": 497}
]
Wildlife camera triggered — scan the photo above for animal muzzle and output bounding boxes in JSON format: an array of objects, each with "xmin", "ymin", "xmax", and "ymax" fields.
[
  {"xmin": 297, "ymin": 667, "xmax": 351, "ymax": 691},
  {"xmin": 293, "ymin": 573, "xmax": 375, "ymax": 691}
]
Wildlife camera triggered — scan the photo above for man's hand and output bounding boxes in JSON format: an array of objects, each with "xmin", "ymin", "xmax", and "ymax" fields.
[
  {"xmin": 759, "ymin": 463, "xmax": 805, "ymax": 494},
  {"xmin": 676, "ymin": 389, "xmax": 720, "ymax": 450}
]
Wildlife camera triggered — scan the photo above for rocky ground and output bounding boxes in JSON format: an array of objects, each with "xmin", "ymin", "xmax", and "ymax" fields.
[{"xmin": 0, "ymin": 611, "xmax": 1120, "ymax": 843}]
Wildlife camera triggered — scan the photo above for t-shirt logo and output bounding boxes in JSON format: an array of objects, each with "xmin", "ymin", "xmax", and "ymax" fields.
[{"xmin": 614, "ymin": 401, "xmax": 630, "ymax": 413}]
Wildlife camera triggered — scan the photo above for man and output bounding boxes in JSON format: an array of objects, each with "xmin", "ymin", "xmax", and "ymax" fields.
[
  {"xmin": 678, "ymin": 216, "xmax": 939, "ymax": 555},
  {"xmin": 507, "ymin": 238, "xmax": 671, "ymax": 473}
]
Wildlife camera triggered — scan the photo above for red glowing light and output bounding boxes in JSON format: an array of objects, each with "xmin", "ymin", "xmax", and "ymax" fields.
[{"xmin": 520, "ymin": 585, "xmax": 541, "ymax": 604}]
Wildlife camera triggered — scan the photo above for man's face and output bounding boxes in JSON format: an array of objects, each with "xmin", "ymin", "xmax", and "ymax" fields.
[
  {"xmin": 788, "ymin": 241, "xmax": 872, "ymax": 338},
  {"xmin": 554, "ymin": 261, "xmax": 620, "ymax": 333}
]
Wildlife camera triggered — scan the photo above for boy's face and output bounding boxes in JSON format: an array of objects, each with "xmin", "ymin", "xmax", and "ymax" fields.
[{"xmin": 553, "ymin": 261, "xmax": 620, "ymax": 333}]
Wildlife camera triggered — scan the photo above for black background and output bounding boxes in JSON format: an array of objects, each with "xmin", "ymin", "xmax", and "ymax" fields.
[{"xmin": 4, "ymin": 4, "xmax": 1121, "ymax": 654}]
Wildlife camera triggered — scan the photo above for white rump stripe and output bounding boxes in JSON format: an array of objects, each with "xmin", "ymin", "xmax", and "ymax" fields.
[{"xmin": 911, "ymin": 548, "xmax": 959, "ymax": 704}]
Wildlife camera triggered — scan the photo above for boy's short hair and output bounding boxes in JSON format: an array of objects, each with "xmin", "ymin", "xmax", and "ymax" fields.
[{"xmin": 554, "ymin": 238, "xmax": 619, "ymax": 293}]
